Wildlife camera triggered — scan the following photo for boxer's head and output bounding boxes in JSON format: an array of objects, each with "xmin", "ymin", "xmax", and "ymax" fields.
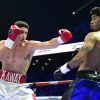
[
  {"xmin": 90, "ymin": 7, "xmax": 100, "ymax": 31},
  {"xmin": 90, "ymin": 7, "xmax": 100, "ymax": 17},
  {"xmin": 14, "ymin": 21, "xmax": 29, "ymax": 42},
  {"xmin": 14, "ymin": 21, "xmax": 29, "ymax": 35},
  {"xmin": 14, "ymin": 21, "xmax": 29, "ymax": 29}
]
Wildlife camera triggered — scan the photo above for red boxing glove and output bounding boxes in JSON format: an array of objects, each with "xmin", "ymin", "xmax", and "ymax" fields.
[
  {"xmin": 4, "ymin": 25, "xmax": 22, "ymax": 49},
  {"xmin": 57, "ymin": 29, "xmax": 72, "ymax": 44},
  {"xmin": 8, "ymin": 25, "xmax": 22, "ymax": 41}
]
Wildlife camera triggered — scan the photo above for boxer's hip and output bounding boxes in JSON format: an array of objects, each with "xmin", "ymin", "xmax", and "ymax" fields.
[
  {"xmin": 0, "ymin": 70, "xmax": 26, "ymax": 83},
  {"xmin": 0, "ymin": 79, "xmax": 35, "ymax": 99},
  {"xmin": 71, "ymin": 70, "xmax": 100, "ymax": 89},
  {"xmin": 70, "ymin": 79, "xmax": 100, "ymax": 100},
  {"xmin": 76, "ymin": 70, "xmax": 100, "ymax": 82}
]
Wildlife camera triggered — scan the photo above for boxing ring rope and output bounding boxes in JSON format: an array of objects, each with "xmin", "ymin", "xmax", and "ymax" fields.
[
  {"xmin": 32, "ymin": 42, "xmax": 83, "ymax": 99},
  {"xmin": 36, "ymin": 96, "xmax": 62, "ymax": 100},
  {"xmin": 35, "ymin": 80, "xmax": 73, "ymax": 86},
  {"xmin": 28, "ymin": 80, "xmax": 73, "ymax": 87},
  {"xmin": 28, "ymin": 80, "xmax": 73, "ymax": 100}
]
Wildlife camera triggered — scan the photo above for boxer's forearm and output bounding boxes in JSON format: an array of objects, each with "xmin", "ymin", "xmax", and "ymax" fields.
[
  {"xmin": 45, "ymin": 38, "xmax": 60, "ymax": 48},
  {"xmin": 33, "ymin": 36, "xmax": 70, "ymax": 50},
  {"xmin": 45, "ymin": 29, "xmax": 72, "ymax": 46},
  {"xmin": 40, "ymin": 28, "xmax": 73, "ymax": 49},
  {"xmin": 33, "ymin": 38, "xmax": 59, "ymax": 50},
  {"xmin": 69, "ymin": 60, "xmax": 82, "ymax": 69},
  {"xmin": 68, "ymin": 54, "xmax": 84, "ymax": 69},
  {"xmin": 31, "ymin": 29, "xmax": 72, "ymax": 50}
]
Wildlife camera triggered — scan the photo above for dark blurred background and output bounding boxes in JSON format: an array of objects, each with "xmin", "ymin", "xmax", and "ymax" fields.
[{"xmin": 0, "ymin": 0, "xmax": 100, "ymax": 97}]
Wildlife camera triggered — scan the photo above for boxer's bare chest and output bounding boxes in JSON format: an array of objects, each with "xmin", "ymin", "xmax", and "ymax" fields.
[
  {"xmin": 2, "ymin": 43, "xmax": 31, "ymax": 72},
  {"xmin": 8, "ymin": 46, "xmax": 28, "ymax": 60}
]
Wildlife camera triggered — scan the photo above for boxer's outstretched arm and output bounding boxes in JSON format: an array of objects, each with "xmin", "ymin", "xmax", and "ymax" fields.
[
  {"xmin": 31, "ymin": 29, "xmax": 73, "ymax": 50},
  {"xmin": 30, "ymin": 38, "xmax": 61, "ymax": 50},
  {"xmin": 68, "ymin": 32, "xmax": 96, "ymax": 68}
]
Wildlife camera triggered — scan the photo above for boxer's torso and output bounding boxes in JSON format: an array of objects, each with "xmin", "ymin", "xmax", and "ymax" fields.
[
  {"xmin": 78, "ymin": 31, "xmax": 100, "ymax": 72},
  {"xmin": 0, "ymin": 40, "xmax": 35, "ymax": 75}
]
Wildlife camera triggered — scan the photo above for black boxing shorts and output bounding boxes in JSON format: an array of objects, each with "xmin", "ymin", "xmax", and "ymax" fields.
[{"xmin": 76, "ymin": 70, "xmax": 100, "ymax": 82}]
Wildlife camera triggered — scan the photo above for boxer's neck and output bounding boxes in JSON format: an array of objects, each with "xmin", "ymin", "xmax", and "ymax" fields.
[
  {"xmin": 13, "ymin": 41, "xmax": 23, "ymax": 48},
  {"xmin": 14, "ymin": 38, "xmax": 25, "ymax": 47}
]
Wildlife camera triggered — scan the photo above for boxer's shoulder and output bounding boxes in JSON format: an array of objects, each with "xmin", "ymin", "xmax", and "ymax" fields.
[
  {"xmin": 22, "ymin": 40, "xmax": 33, "ymax": 47},
  {"xmin": 24, "ymin": 40, "xmax": 41, "ymax": 44},
  {"xmin": 85, "ymin": 32, "xmax": 98, "ymax": 41},
  {"xmin": 23, "ymin": 40, "xmax": 30, "ymax": 45},
  {"xmin": 0, "ymin": 40, "xmax": 5, "ymax": 46},
  {"xmin": 90, "ymin": 31, "xmax": 100, "ymax": 36},
  {"xmin": 22, "ymin": 40, "xmax": 39, "ymax": 52},
  {"xmin": 91, "ymin": 31, "xmax": 100, "ymax": 41},
  {"xmin": 95, "ymin": 31, "xmax": 100, "ymax": 37},
  {"xmin": 27, "ymin": 40, "xmax": 42, "ymax": 47}
]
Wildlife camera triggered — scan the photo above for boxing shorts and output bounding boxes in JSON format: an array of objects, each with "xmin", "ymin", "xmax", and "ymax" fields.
[
  {"xmin": 76, "ymin": 70, "xmax": 100, "ymax": 81},
  {"xmin": 69, "ymin": 70, "xmax": 100, "ymax": 100},
  {"xmin": 0, "ymin": 70, "xmax": 26, "ymax": 83},
  {"xmin": 0, "ymin": 70, "xmax": 36, "ymax": 100}
]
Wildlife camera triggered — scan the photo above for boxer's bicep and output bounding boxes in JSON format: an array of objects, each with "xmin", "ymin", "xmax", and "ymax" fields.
[
  {"xmin": 30, "ymin": 39, "xmax": 59, "ymax": 52},
  {"xmin": 77, "ymin": 32, "xmax": 96, "ymax": 58},
  {"xmin": 82, "ymin": 34, "xmax": 95, "ymax": 53},
  {"xmin": 79, "ymin": 40, "xmax": 94, "ymax": 56},
  {"xmin": 35, "ymin": 38, "xmax": 59, "ymax": 49}
]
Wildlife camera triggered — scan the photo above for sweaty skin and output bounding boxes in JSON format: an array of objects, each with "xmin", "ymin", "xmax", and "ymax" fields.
[
  {"xmin": 0, "ymin": 27, "xmax": 59, "ymax": 75},
  {"xmin": 69, "ymin": 14, "xmax": 100, "ymax": 72}
]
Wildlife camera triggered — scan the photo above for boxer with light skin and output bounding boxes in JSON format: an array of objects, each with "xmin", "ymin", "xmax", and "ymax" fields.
[
  {"xmin": 0, "ymin": 21, "xmax": 72, "ymax": 100},
  {"xmin": 2, "ymin": 26, "xmax": 72, "ymax": 75},
  {"xmin": 54, "ymin": 7, "xmax": 100, "ymax": 100}
]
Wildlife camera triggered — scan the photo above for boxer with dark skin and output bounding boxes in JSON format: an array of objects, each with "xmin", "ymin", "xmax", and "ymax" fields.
[
  {"xmin": 69, "ymin": 7, "xmax": 100, "ymax": 72},
  {"xmin": 54, "ymin": 7, "xmax": 100, "ymax": 100}
]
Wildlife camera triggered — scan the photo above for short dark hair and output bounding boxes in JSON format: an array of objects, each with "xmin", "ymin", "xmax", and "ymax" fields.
[
  {"xmin": 14, "ymin": 21, "xmax": 29, "ymax": 29},
  {"xmin": 90, "ymin": 7, "xmax": 100, "ymax": 16}
]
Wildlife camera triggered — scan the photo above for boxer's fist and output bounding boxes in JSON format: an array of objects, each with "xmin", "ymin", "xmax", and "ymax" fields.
[
  {"xmin": 53, "ymin": 62, "xmax": 71, "ymax": 80},
  {"xmin": 8, "ymin": 25, "xmax": 22, "ymax": 41},
  {"xmin": 57, "ymin": 29, "xmax": 72, "ymax": 44},
  {"xmin": 4, "ymin": 25, "xmax": 22, "ymax": 49},
  {"xmin": 53, "ymin": 68, "xmax": 64, "ymax": 80}
]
